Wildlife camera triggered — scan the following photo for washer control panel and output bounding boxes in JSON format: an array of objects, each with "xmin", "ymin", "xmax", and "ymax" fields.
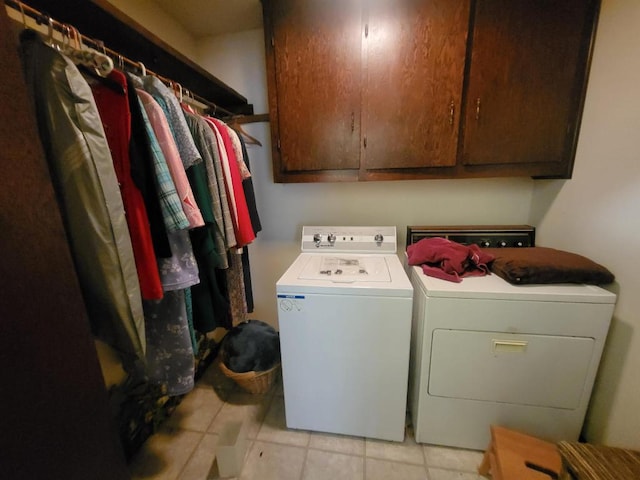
[{"xmin": 302, "ymin": 226, "xmax": 397, "ymax": 254}]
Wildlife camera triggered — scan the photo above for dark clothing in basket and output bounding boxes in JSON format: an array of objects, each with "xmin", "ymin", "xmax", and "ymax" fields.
[{"xmin": 222, "ymin": 320, "xmax": 280, "ymax": 373}]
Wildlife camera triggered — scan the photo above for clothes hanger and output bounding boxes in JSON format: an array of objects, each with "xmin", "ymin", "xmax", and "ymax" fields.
[
  {"xmin": 44, "ymin": 15, "xmax": 55, "ymax": 47},
  {"xmin": 227, "ymin": 117, "xmax": 262, "ymax": 147},
  {"xmin": 180, "ymin": 87, "xmax": 199, "ymax": 115},
  {"xmin": 62, "ymin": 25, "xmax": 114, "ymax": 77},
  {"xmin": 62, "ymin": 25, "xmax": 122, "ymax": 94},
  {"xmin": 17, "ymin": 1, "xmax": 27, "ymax": 28}
]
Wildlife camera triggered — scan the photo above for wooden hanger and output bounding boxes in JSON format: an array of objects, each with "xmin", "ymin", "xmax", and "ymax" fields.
[{"xmin": 227, "ymin": 117, "xmax": 262, "ymax": 146}]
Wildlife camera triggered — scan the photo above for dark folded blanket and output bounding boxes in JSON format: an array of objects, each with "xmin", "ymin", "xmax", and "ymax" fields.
[{"xmin": 485, "ymin": 247, "xmax": 614, "ymax": 285}]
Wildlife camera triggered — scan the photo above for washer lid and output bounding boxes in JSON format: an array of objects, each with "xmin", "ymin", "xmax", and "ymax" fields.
[
  {"xmin": 410, "ymin": 266, "xmax": 616, "ymax": 304},
  {"xmin": 298, "ymin": 255, "xmax": 391, "ymax": 282},
  {"xmin": 277, "ymin": 253, "xmax": 413, "ymax": 297}
]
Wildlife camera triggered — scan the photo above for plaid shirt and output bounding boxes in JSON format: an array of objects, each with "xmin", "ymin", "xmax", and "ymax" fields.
[{"xmin": 136, "ymin": 96, "xmax": 189, "ymax": 232}]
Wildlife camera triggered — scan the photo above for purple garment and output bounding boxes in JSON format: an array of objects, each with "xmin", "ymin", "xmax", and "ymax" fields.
[{"xmin": 143, "ymin": 289, "xmax": 194, "ymax": 396}]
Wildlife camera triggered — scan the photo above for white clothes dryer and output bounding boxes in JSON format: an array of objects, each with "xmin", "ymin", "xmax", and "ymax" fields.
[
  {"xmin": 405, "ymin": 226, "xmax": 616, "ymax": 450},
  {"xmin": 276, "ymin": 226, "xmax": 413, "ymax": 442}
]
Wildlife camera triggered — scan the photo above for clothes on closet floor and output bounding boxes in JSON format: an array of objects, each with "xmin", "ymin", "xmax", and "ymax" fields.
[{"xmin": 19, "ymin": 29, "xmax": 262, "ymax": 396}]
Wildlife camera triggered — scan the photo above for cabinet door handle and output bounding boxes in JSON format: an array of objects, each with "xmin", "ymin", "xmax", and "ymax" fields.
[
  {"xmin": 351, "ymin": 112, "xmax": 355, "ymax": 132},
  {"xmin": 449, "ymin": 100, "xmax": 455, "ymax": 126},
  {"xmin": 475, "ymin": 98, "xmax": 481, "ymax": 121}
]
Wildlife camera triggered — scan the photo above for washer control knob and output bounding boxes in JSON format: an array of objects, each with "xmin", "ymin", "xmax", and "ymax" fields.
[
  {"xmin": 327, "ymin": 233, "xmax": 336, "ymax": 244},
  {"xmin": 499, "ymin": 241, "xmax": 507, "ymax": 247},
  {"xmin": 480, "ymin": 240, "xmax": 491, "ymax": 248},
  {"xmin": 374, "ymin": 234, "xmax": 384, "ymax": 245},
  {"xmin": 313, "ymin": 233, "xmax": 322, "ymax": 246},
  {"xmin": 516, "ymin": 241, "xmax": 524, "ymax": 247}
]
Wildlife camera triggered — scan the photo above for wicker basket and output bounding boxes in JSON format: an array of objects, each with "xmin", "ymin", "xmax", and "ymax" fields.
[{"xmin": 219, "ymin": 361, "xmax": 280, "ymax": 394}]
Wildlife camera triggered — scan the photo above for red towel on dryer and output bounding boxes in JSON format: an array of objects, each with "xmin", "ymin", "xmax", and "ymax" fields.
[{"xmin": 407, "ymin": 237, "xmax": 495, "ymax": 283}]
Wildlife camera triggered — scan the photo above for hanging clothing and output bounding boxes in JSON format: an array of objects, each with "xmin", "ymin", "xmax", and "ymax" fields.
[
  {"xmin": 238, "ymin": 134, "xmax": 262, "ymax": 235},
  {"xmin": 135, "ymin": 97, "xmax": 189, "ymax": 233},
  {"xmin": 238, "ymin": 135, "xmax": 262, "ymax": 313},
  {"xmin": 226, "ymin": 126, "xmax": 252, "ymax": 180},
  {"xmin": 89, "ymin": 70, "xmax": 163, "ymax": 300},
  {"xmin": 183, "ymin": 111, "xmax": 232, "ymax": 331},
  {"xmin": 203, "ymin": 117, "xmax": 238, "ymax": 249},
  {"xmin": 136, "ymin": 89, "xmax": 204, "ymax": 229},
  {"xmin": 142, "ymin": 76, "xmax": 202, "ymax": 169},
  {"xmin": 136, "ymin": 90, "xmax": 200, "ymax": 292},
  {"xmin": 19, "ymin": 30, "xmax": 145, "ymax": 364},
  {"xmin": 134, "ymin": 86, "xmax": 203, "ymax": 393},
  {"xmin": 208, "ymin": 118, "xmax": 256, "ymax": 248},
  {"xmin": 184, "ymin": 288, "xmax": 198, "ymax": 355},
  {"xmin": 124, "ymin": 73, "xmax": 172, "ymax": 259},
  {"xmin": 189, "ymin": 226, "xmax": 232, "ymax": 330},
  {"xmin": 201, "ymin": 118, "xmax": 253, "ymax": 325},
  {"xmin": 227, "ymin": 251, "xmax": 248, "ymax": 326},
  {"xmin": 155, "ymin": 230, "xmax": 200, "ymax": 291},
  {"xmin": 143, "ymin": 289, "xmax": 194, "ymax": 396},
  {"xmin": 182, "ymin": 109, "xmax": 229, "ymax": 267}
]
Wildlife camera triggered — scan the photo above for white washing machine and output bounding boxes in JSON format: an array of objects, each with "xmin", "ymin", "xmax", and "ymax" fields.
[
  {"xmin": 405, "ymin": 226, "xmax": 616, "ymax": 450},
  {"xmin": 276, "ymin": 226, "xmax": 413, "ymax": 442}
]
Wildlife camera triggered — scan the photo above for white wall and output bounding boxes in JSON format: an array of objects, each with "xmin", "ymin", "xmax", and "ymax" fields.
[
  {"xmin": 196, "ymin": 30, "xmax": 534, "ymax": 327},
  {"xmin": 530, "ymin": 0, "xmax": 640, "ymax": 449},
  {"xmin": 104, "ymin": 0, "xmax": 199, "ymax": 63}
]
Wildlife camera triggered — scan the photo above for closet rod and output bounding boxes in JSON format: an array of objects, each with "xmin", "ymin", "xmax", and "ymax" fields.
[
  {"xmin": 225, "ymin": 113, "xmax": 270, "ymax": 125},
  {"xmin": 4, "ymin": 0, "xmax": 234, "ymax": 118}
]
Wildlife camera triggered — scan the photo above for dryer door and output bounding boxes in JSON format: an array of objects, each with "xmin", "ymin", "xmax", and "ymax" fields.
[{"xmin": 428, "ymin": 329, "xmax": 595, "ymax": 409}]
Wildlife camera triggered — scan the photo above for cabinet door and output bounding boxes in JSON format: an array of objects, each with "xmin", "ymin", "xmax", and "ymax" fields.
[
  {"xmin": 363, "ymin": 0, "xmax": 470, "ymax": 172},
  {"xmin": 266, "ymin": 0, "xmax": 362, "ymax": 178},
  {"xmin": 462, "ymin": 0, "xmax": 599, "ymax": 176}
]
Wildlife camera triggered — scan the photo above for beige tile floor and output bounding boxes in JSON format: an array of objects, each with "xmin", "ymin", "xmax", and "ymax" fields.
[{"xmin": 128, "ymin": 360, "xmax": 486, "ymax": 480}]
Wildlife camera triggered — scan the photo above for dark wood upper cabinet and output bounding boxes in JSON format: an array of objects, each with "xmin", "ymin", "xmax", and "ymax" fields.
[
  {"xmin": 263, "ymin": 0, "xmax": 600, "ymax": 183},
  {"xmin": 265, "ymin": 0, "xmax": 363, "ymax": 181},
  {"xmin": 363, "ymin": 0, "xmax": 470, "ymax": 173},
  {"xmin": 461, "ymin": 0, "xmax": 600, "ymax": 178}
]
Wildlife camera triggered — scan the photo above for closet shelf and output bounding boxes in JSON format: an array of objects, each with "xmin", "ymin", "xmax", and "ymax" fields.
[{"xmin": 23, "ymin": 0, "xmax": 253, "ymax": 115}]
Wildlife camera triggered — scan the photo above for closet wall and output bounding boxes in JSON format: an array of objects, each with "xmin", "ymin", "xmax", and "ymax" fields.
[{"xmin": 0, "ymin": 9, "xmax": 130, "ymax": 480}]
